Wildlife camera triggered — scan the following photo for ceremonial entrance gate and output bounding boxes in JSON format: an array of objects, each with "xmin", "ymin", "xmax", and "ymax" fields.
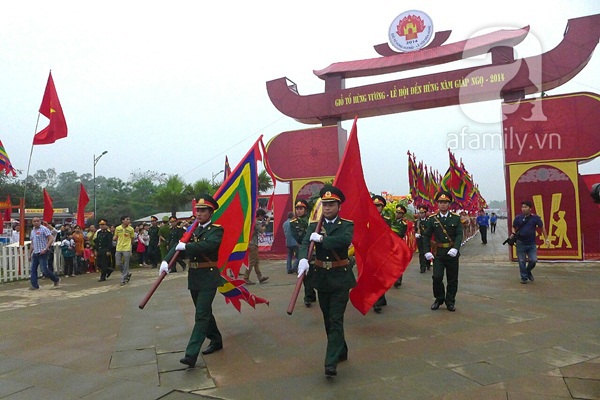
[{"xmin": 266, "ymin": 13, "xmax": 600, "ymax": 260}]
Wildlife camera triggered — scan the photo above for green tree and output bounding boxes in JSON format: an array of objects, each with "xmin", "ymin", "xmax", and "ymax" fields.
[
  {"xmin": 191, "ymin": 178, "xmax": 217, "ymax": 196},
  {"xmin": 258, "ymin": 170, "xmax": 273, "ymax": 194},
  {"xmin": 153, "ymin": 175, "xmax": 193, "ymax": 216}
]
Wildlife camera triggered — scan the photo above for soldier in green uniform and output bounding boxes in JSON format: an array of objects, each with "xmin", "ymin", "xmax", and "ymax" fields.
[
  {"xmin": 372, "ymin": 195, "xmax": 390, "ymax": 313},
  {"xmin": 93, "ymin": 219, "xmax": 114, "ymax": 282},
  {"xmin": 158, "ymin": 215, "xmax": 171, "ymax": 260},
  {"xmin": 160, "ymin": 194, "xmax": 224, "ymax": 368},
  {"xmin": 290, "ymin": 199, "xmax": 316, "ymax": 307},
  {"xmin": 147, "ymin": 216, "xmax": 160, "ymax": 268},
  {"xmin": 391, "ymin": 204, "xmax": 408, "ymax": 288},
  {"xmin": 298, "ymin": 185, "xmax": 355, "ymax": 377},
  {"xmin": 423, "ymin": 191, "xmax": 463, "ymax": 312},
  {"xmin": 167, "ymin": 216, "xmax": 187, "ymax": 273},
  {"xmin": 415, "ymin": 205, "xmax": 431, "ymax": 273}
]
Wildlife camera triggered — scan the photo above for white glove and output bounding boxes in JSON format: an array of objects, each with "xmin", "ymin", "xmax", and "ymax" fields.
[
  {"xmin": 159, "ymin": 261, "xmax": 170, "ymax": 275},
  {"xmin": 297, "ymin": 258, "xmax": 309, "ymax": 278},
  {"xmin": 447, "ymin": 248, "xmax": 458, "ymax": 257},
  {"xmin": 415, "ymin": 233, "xmax": 421, "ymax": 239},
  {"xmin": 424, "ymin": 252, "xmax": 434, "ymax": 261},
  {"xmin": 310, "ymin": 232, "xmax": 323, "ymax": 243},
  {"xmin": 175, "ymin": 241, "xmax": 186, "ymax": 251}
]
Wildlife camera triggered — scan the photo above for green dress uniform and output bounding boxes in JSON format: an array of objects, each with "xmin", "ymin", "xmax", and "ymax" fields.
[
  {"xmin": 299, "ymin": 217, "xmax": 355, "ymax": 369},
  {"xmin": 158, "ymin": 222, "xmax": 171, "ymax": 259},
  {"xmin": 168, "ymin": 222, "xmax": 187, "ymax": 272},
  {"xmin": 147, "ymin": 223, "xmax": 160, "ymax": 267},
  {"xmin": 415, "ymin": 216, "xmax": 431, "ymax": 273},
  {"xmin": 164, "ymin": 221, "xmax": 224, "ymax": 362},
  {"xmin": 94, "ymin": 227, "xmax": 114, "ymax": 281},
  {"xmin": 391, "ymin": 217, "xmax": 408, "ymax": 288},
  {"xmin": 423, "ymin": 212, "xmax": 463, "ymax": 308},
  {"xmin": 291, "ymin": 214, "xmax": 316, "ymax": 304}
]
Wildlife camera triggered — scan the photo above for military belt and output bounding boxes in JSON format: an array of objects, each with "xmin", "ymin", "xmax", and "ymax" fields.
[
  {"xmin": 188, "ymin": 261, "xmax": 217, "ymax": 269},
  {"xmin": 436, "ymin": 242, "xmax": 455, "ymax": 248},
  {"xmin": 314, "ymin": 260, "xmax": 349, "ymax": 269}
]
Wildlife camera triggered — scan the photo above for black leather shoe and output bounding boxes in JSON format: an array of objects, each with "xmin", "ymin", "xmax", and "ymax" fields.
[
  {"xmin": 431, "ymin": 301, "xmax": 443, "ymax": 310},
  {"xmin": 304, "ymin": 301, "xmax": 312, "ymax": 307},
  {"xmin": 373, "ymin": 306, "xmax": 382, "ymax": 313},
  {"xmin": 420, "ymin": 268, "xmax": 426, "ymax": 273},
  {"xmin": 98, "ymin": 278, "xmax": 106, "ymax": 282},
  {"xmin": 325, "ymin": 365, "xmax": 337, "ymax": 376},
  {"xmin": 528, "ymin": 272, "xmax": 534, "ymax": 281},
  {"xmin": 201, "ymin": 343, "xmax": 223, "ymax": 355},
  {"xmin": 106, "ymin": 269, "xmax": 113, "ymax": 278},
  {"xmin": 179, "ymin": 356, "xmax": 197, "ymax": 367},
  {"xmin": 446, "ymin": 304, "xmax": 456, "ymax": 312}
]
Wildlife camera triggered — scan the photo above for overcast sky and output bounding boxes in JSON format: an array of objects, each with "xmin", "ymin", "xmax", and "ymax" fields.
[{"xmin": 1, "ymin": 0, "xmax": 598, "ymax": 202}]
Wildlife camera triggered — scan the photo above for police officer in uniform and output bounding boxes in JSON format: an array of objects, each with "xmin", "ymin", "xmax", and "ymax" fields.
[
  {"xmin": 391, "ymin": 204, "xmax": 408, "ymax": 288},
  {"xmin": 94, "ymin": 219, "xmax": 114, "ymax": 282},
  {"xmin": 423, "ymin": 191, "xmax": 463, "ymax": 312},
  {"xmin": 415, "ymin": 205, "xmax": 431, "ymax": 273},
  {"xmin": 167, "ymin": 216, "xmax": 187, "ymax": 273},
  {"xmin": 298, "ymin": 185, "xmax": 355, "ymax": 377},
  {"xmin": 372, "ymin": 195, "xmax": 390, "ymax": 312},
  {"xmin": 160, "ymin": 194, "xmax": 224, "ymax": 367},
  {"xmin": 290, "ymin": 199, "xmax": 316, "ymax": 307}
]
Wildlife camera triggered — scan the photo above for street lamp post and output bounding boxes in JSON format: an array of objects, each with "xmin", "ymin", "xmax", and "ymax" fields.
[
  {"xmin": 211, "ymin": 170, "xmax": 224, "ymax": 185},
  {"xmin": 93, "ymin": 151, "xmax": 108, "ymax": 220}
]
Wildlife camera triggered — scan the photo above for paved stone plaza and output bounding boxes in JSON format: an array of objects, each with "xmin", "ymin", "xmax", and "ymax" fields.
[{"xmin": 1, "ymin": 223, "xmax": 599, "ymax": 399}]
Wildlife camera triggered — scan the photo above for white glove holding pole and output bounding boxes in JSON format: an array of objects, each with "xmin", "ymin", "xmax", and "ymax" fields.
[
  {"xmin": 159, "ymin": 261, "xmax": 170, "ymax": 275},
  {"xmin": 175, "ymin": 241, "xmax": 186, "ymax": 251},
  {"xmin": 297, "ymin": 258, "xmax": 310, "ymax": 278},
  {"xmin": 415, "ymin": 233, "xmax": 421, "ymax": 238},
  {"xmin": 424, "ymin": 252, "xmax": 434, "ymax": 261},
  {"xmin": 447, "ymin": 248, "xmax": 458, "ymax": 257},
  {"xmin": 309, "ymin": 232, "xmax": 323, "ymax": 243}
]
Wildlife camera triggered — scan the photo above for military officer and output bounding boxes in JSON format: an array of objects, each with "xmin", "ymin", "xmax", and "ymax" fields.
[
  {"xmin": 391, "ymin": 204, "xmax": 408, "ymax": 288},
  {"xmin": 415, "ymin": 205, "xmax": 431, "ymax": 273},
  {"xmin": 290, "ymin": 199, "xmax": 316, "ymax": 307},
  {"xmin": 158, "ymin": 215, "xmax": 171, "ymax": 259},
  {"xmin": 147, "ymin": 216, "xmax": 160, "ymax": 268},
  {"xmin": 94, "ymin": 219, "xmax": 114, "ymax": 282},
  {"xmin": 372, "ymin": 195, "xmax": 390, "ymax": 312},
  {"xmin": 167, "ymin": 216, "xmax": 187, "ymax": 273},
  {"xmin": 160, "ymin": 194, "xmax": 224, "ymax": 367},
  {"xmin": 298, "ymin": 185, "xmax": 355, "ymax": 377},
  {"xmin": 423, "ymin": 191, "xmax": 463, "ymax": 312}
]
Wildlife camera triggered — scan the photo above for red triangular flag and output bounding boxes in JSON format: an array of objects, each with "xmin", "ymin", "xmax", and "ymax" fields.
[
  {"xmin": 33, "ymin": 72, "xmax": 68, "ymax": 145},
  {"xmin": 43, "ymin": 188, "xmax": 54, "ymax": 223},
  {"xmin": 335, "ymin": 117, "xmax": 413, "ymax": 315},
  {"xmin": 77, "ymin": 183, "xmax": 89, "ymax": 227}
]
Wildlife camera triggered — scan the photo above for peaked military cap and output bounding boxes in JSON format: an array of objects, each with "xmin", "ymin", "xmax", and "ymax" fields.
[
  {"xmin": 150, "ymin": 216, "xmax": 158, "ymax": 221},
  {"xmin": 168, "ymin": 216, "xmax": 178, "ymax": 222},
  {"xmin": 435, "ymin": 191, "xmax": 453, "ymax": 203},
  {"xmin": 195, "ymin": 194, "xmax": 219, "ymax": 210},
  {"xmin": 396, "ymin": 204, "xmax": 407, "ymax": 213},
  {"xmin": 372, "ymin": 195, "xmax": 386, "ymax": 207},
  {"xmin": 98, "ymin": 219, "xmax": 108, "ymax": 225},
  {"xmin": 319, "ymin": 185, "xmax": 345, "ymax": 203},
  {"xmin": 418, "ymin": 205, "xmax": 428, "ymax": 212},
  {"xmin": 294, "ymin": 199, "xmax": 309, "ymax": 209}
]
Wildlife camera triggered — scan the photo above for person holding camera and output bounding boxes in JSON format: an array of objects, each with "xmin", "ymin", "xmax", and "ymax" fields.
[{"xmin": 511, "ymin": 200, "xmax": 549, "ymax": 284}]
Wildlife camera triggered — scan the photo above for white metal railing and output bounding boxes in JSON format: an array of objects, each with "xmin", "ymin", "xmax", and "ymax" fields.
[{"xmin": 0, "ymin": 242, "xmax": 64, "ymax": 284}]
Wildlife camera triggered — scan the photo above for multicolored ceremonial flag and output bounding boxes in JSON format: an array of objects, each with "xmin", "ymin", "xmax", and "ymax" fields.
[
  {"xmin": 33, "ymin": 72, "xmax": 68, "ymax": 145},
  {"xmin": 0, "ymin": 140, "xmax": 17, "ymax": 176},
  {"xmin": 211, "ymin": 137, "xmax": 270, "ymax": 311},
  {"xmin": 335, "ymin": 117, "xmax": 413, "ymax": 315},
  {"xmin": 223, "ymin": 156, "xmax": 232, "ymax": 180}
]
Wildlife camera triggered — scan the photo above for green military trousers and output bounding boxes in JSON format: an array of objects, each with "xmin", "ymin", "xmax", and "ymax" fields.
[
  {"xmin": 317, "ymin": 289, "xmax": 350, "ymax": 367},
  {"xmin": 185, "ymin": 288, "xmax": 222, "ymax": 358}
]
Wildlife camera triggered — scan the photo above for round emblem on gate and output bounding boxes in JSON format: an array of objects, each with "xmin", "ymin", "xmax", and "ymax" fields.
[{"xmin": 388, "ymin": 10, "xmax": 434, "ymax": 52}]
